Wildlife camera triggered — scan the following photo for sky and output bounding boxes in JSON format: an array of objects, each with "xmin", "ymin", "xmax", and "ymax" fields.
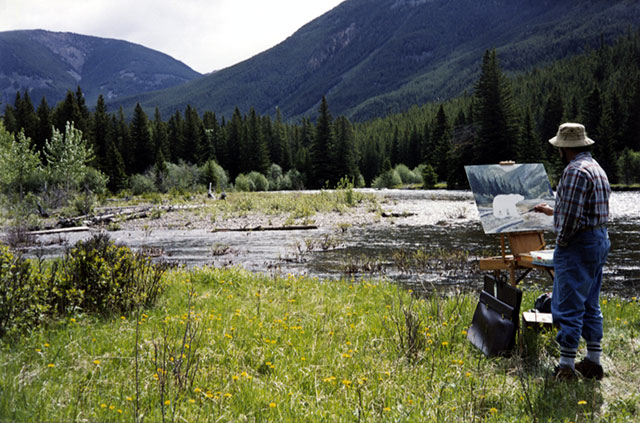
[{"xmin": 0, "ymin": 0, "xmax": 345, "ymax": 74}]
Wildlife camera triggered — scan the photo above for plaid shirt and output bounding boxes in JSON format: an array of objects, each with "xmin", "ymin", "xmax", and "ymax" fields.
[{"xmin": 554, "ymin": 152, "xmax": 610, "ymax": 246}]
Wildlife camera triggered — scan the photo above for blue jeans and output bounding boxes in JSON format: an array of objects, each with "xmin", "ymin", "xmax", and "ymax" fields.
[{"xmin": 552, "ymin": 227, "xmax": 610, "ymax": 350}]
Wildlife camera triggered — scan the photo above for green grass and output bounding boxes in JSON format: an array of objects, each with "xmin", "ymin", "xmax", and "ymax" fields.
[{"xmin": 1, "ymin": 267, "xmax": 639, "ymax": 422}]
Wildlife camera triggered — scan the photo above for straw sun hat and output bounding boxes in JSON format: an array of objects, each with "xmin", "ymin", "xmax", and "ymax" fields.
[{"xmin": 549, "ymin": 122, "xmax": 595, "ymax": 147}]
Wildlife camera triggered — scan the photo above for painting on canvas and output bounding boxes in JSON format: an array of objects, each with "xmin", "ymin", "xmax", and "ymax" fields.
[{"xmin": 465, "ymin": 163, "xmax": 555, "ymax": 234}]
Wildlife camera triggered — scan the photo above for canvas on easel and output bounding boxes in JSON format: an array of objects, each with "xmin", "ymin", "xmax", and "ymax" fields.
[{"xmin": 465, "ymin": 163, "xmax": 554, "ymax": 234}]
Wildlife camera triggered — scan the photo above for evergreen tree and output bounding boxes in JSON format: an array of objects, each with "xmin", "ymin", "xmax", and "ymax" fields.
[
  {"xmin": 390, "ymin": 127, "xmax": 400, "ymax": 166},
  {"xmin": 53, "ymin": 90, "xmax": 80, "ymax": 132},
  {"xmin": 104, "ymin": 138, "xmax": 127, "ymax": 192},
  {"xmin": 473, "ymin": 49, "xmax": 519, "ymax": 164},
  {"xmin": 14, "ymin": 90, "xmax": 38, "ymax": 141},
  {"xmin": 114, "ymin": 108, "xmax": 133, "ymax": 175},
  {"xmin": 226, "ymin": 108, "xmax": 244, "ymax": 179},
  {"xmin": 2, "ymin": 102, "xmax": 18, "ymax": 134},
  {"xmin": 582, "ymin": 86, "xmax": 603, "ymax": 141},
  {"xmin": 130, "ymin": 103, "xmax": 154, "ymax": 174},
  {"xmin": 595, "ymin": 99, "xmax": 618, "ymax": 183},
  {"xmin": 152, "ymin": 108, "xmax": 170, "ymax": 164},
  {"xmin": 183, "ymin": 105, "xmax": 206, "ymax": 164},
  {"xmin": 167, "ymin": 111, "xmax": 184, "ymax": 163},
  {"xmin": 539, "ymin": 87, "xmax": 564, "ymax": 161},
  {"xmin": 310, "ymin": 97, "xmax": 335, "ymax": 188},
  {"xmin": 74, "ymin": 86, "xmax": 91, "ymax": 134},
  {"xmin": 333, "ymin": 116, "xmax": 359, "ymax": 182},
  {"xmin": 35, "ymin": 96, "xmax": 52, "ymax": 154},
  {"xmin": 432, "ymin": 104, "xmax": 451, "ymax": 180},
  {"xmin": 204, "ymin": 111, "xmax": 225, "ymax": 170},
  {"xmin": 624, "ymin": 78, "xmax": 640, "ymax": 151},
  {"xmin": 245, "ymin": 108, "xmax": 270, "ymax": 175},
  {"xmin": 91, "ymin": 95, "xmax": 110, "ymax": 171}
]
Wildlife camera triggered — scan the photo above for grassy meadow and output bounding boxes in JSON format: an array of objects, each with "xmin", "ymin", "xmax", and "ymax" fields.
[{"xmin": 1, "ymin": 266, "xmax": 638, "ymax": 422}]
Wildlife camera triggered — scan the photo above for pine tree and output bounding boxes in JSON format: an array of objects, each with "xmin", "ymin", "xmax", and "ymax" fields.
[
  {"xmin": 539, "ymin": 87, "xmax": 564, "ymax": 161},
  {"xmin": 226, "ymin": 108, "xmax": 244, "ymax": 179},
  {"xmin": 167, "ymin": 111, "xmax": 184, "ymax": 163},
  {"xmin": 245, "ymin": 108, "xmax": 270, "ymax": 174},
  {"xmin": 91, "ymin": 95, "xmax": 110, "ymax": 171},
  {"xmin": 53, "ymin": 90, "xmax": 80, "ymax": 132},
  {"xmin": 15, "ymin": 90, "xmax": 38, "ymax": 141},
  {"xmin": 152, "ymin": 108, "xmax": 170, "ymax": 164},
  {"xmin": 473, "ymin": 49, "xmax": 519, "ymax": 164},
  {"xmin": 310, "ymin": 97, "xmax": 335, "ymax": 188},
  {"xmin": 582, "ymin": 87, "xmax": 603, "ymax": 141},
  {"xmin": 333, "ymin": 116, "xmax": 359, "ymax": 182},
  {"xmin": 432, "ymin": 104, "xmax": 451, "ymax": 179},
  {"xmin": 130, "ymin": 103, "xmax": 154, "ymax": 174},
  {"xmin": 35, "ymin": 96, "xmax": 52, "ymax": 154}
]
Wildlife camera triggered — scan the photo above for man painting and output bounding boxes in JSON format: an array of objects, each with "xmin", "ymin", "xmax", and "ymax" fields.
[{"xmin": 534, "ymin": 122, "xmax": 611, "ymax": 381}]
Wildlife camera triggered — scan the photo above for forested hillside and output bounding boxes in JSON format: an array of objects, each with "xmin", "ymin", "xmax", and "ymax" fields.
[
  {"xmin": 3, "ymin": 31, "xmax": 640, "ymax": 208},
  {"xmin": 108, "ymin": 0, "xmax": 640, "ymax": 122},
  {"xmin": 0, "ymin": 30, "xmax": 201, "ymax": 108}
]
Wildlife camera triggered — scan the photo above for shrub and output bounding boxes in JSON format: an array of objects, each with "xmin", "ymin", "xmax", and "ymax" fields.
[
  {"xmin": 199, "ymin": 160, "xmax": 229, "ymax": 190},
  {"xmin": 164, "ymin": 161, "xmax": 200, "ymax": 193},
  {"xmin": 248, "ymin": 171, "xmax": 269, "ymax": 192},
  {"xmin": 395, "ymin": 164, "xmax": 420, "ymax": 184},
  {"xmin": 80, "ymin": 167, "xmax": 109, "ymax": 196},
  {"xmin": 284, "ymin": 169, "xmax": 305, "ymax": 190},
  {"xmin": 234, "ymin": 174, "xmax": 253, "ymax": 192},
  {"xmin": 130, "ymin": 173, "xmax": 157, "ymax": 195},
  {"xmin": 0, "ymin": 245, "xmax": 51, "ymax": 338},
  {"xmin": 371, "ymin": 169, "xmax": 402, "ymax": 188},
  {"xmin": 51, "ymin": 233, "xmax": 168, "ymax": 315}
]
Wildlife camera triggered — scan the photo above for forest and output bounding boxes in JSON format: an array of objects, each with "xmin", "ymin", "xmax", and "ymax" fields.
[{"xmin": 2, "ymin": 32, "xmax": 640, "ymax": 218}]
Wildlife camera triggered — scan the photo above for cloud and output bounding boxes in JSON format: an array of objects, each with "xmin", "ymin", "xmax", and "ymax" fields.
[{"xmin": 1, "ymin": 0, "xmax": 344, "ymax": 73}]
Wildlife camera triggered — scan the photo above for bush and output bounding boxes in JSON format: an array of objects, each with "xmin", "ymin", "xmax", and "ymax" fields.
[
  {"xmin": 80, "ymin": 167, "xmax": 109, "ymax": 196},
  {"xmin": 130, "ymin": 173, "xmax": 157, "ymax": 195},
  {"xmin": 0, "ymin": 245, "xmax": 51, "ymax": 338},
  {"xmin": 617, "ymin": 148, "xmax": 640, "ymax": 185},
  {"xmin": 199, "ymin": 160, "xmax": 229, "ymax": 190},
  {"xmin": 371, "ymin": 169, "xmax": 402, "ymax": 189},
  {"xmin": 51, "ymin": 233, "xmax": 168, "ymax": 315},
  {"xmin": 248, "ymin": 171, "xmax": 269, "ymax": 192},
  {"xmin": 395, "ymin": 164, "xmax": 420, "ymax": 184},
  {"xmin": 284, "ymin": 169, "xmax": 305, "ymax": 190},
  {"xmin": 234, "ymin": 174, "xmax": 254, "ymax": 192},
  {"xmin": 164, "ymin": 161, "xmax": 200, "ymax": 193}
]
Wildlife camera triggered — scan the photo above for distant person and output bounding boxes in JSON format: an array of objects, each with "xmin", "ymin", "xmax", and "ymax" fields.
[{"xmin": 534, "ymin": 122, "xmax": 610, "ymax": 381}]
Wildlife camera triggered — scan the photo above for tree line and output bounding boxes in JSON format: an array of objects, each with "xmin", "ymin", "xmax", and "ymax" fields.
[{"xmin": 2, "ymin": 31, "xmax": 640, "ymax": 206}]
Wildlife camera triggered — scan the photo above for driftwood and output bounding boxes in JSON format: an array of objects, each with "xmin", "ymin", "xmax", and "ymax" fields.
[
  {"xmin": 212, "ymin": 225, "xmax": 318, "ymax": 232},
  {"xmin": 54, "ymin": 204, "xmax": 207, "ymax": 228},
  {"xmin": 381, "ymin": 211, "xmax": 417, "ymax": 218},
  {"xmin": 29, "ymin": 226, "xmax": 92, "ymax": 236}
]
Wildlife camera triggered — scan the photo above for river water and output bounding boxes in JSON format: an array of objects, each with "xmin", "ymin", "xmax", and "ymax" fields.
[{"xmin": 29, "ymin": 190, "xmax": 640, "ymax": 297}]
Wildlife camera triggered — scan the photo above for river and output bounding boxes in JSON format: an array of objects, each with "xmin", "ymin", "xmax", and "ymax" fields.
[{"xmin": 28, "ymin": 189, "xmax": 640, "ymax": 297}]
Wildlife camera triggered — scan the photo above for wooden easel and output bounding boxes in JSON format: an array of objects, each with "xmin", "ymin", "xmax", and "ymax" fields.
[{"xmin": 479, "ymin": 230, "xmax": 555, "ymax": 286}]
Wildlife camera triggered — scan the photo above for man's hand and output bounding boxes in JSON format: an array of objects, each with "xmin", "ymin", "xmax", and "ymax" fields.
[{"xmin": 533, "ymin": 203, "xmax": 554, "ymax": 216}]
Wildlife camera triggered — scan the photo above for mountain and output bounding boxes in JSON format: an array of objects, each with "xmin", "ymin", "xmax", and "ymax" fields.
[
  {"xmin": 0, "ymin": 29, "xmax": 201, "ymax": 108},
  {"xmin": 109, "ymin": 0, "xmax": 640, "ymax": 121}
]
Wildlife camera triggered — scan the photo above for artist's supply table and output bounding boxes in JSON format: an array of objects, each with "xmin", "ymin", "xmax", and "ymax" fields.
[{"xmin": 478, "ymin": 231, "xmax": 554, "ymax": 286}]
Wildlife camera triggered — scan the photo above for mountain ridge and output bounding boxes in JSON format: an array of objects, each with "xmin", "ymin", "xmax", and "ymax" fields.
[
  {"xmin": 0, "ymin": 29, "xmax": 201, "ymax": 107},
  {"xmin": 107, "ymin": 0, "xmax": 640, "ymax": 121}
]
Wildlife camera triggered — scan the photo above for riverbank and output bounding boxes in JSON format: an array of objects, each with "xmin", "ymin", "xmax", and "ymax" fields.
[{"xmin": 1, "ymin": 267, "xmax": 638, "ymax": 422}]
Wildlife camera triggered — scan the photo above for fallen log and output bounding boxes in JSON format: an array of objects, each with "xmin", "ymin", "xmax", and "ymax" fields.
[
  {"xmin": 381, "ymin": 211, "xmax": 417, "ymax": 218},
  {"xmin": 29, "ymin": 226, "xmax": 92, "ymax": 236},
  {"xmin": 212, "ymin": 225, "xmax": 318, "ymax": 232}
]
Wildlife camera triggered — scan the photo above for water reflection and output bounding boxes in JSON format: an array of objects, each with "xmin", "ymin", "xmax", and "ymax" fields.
[{"xmin": 28, "ymin": 190, "xmax": 640, "ymax": 296}]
